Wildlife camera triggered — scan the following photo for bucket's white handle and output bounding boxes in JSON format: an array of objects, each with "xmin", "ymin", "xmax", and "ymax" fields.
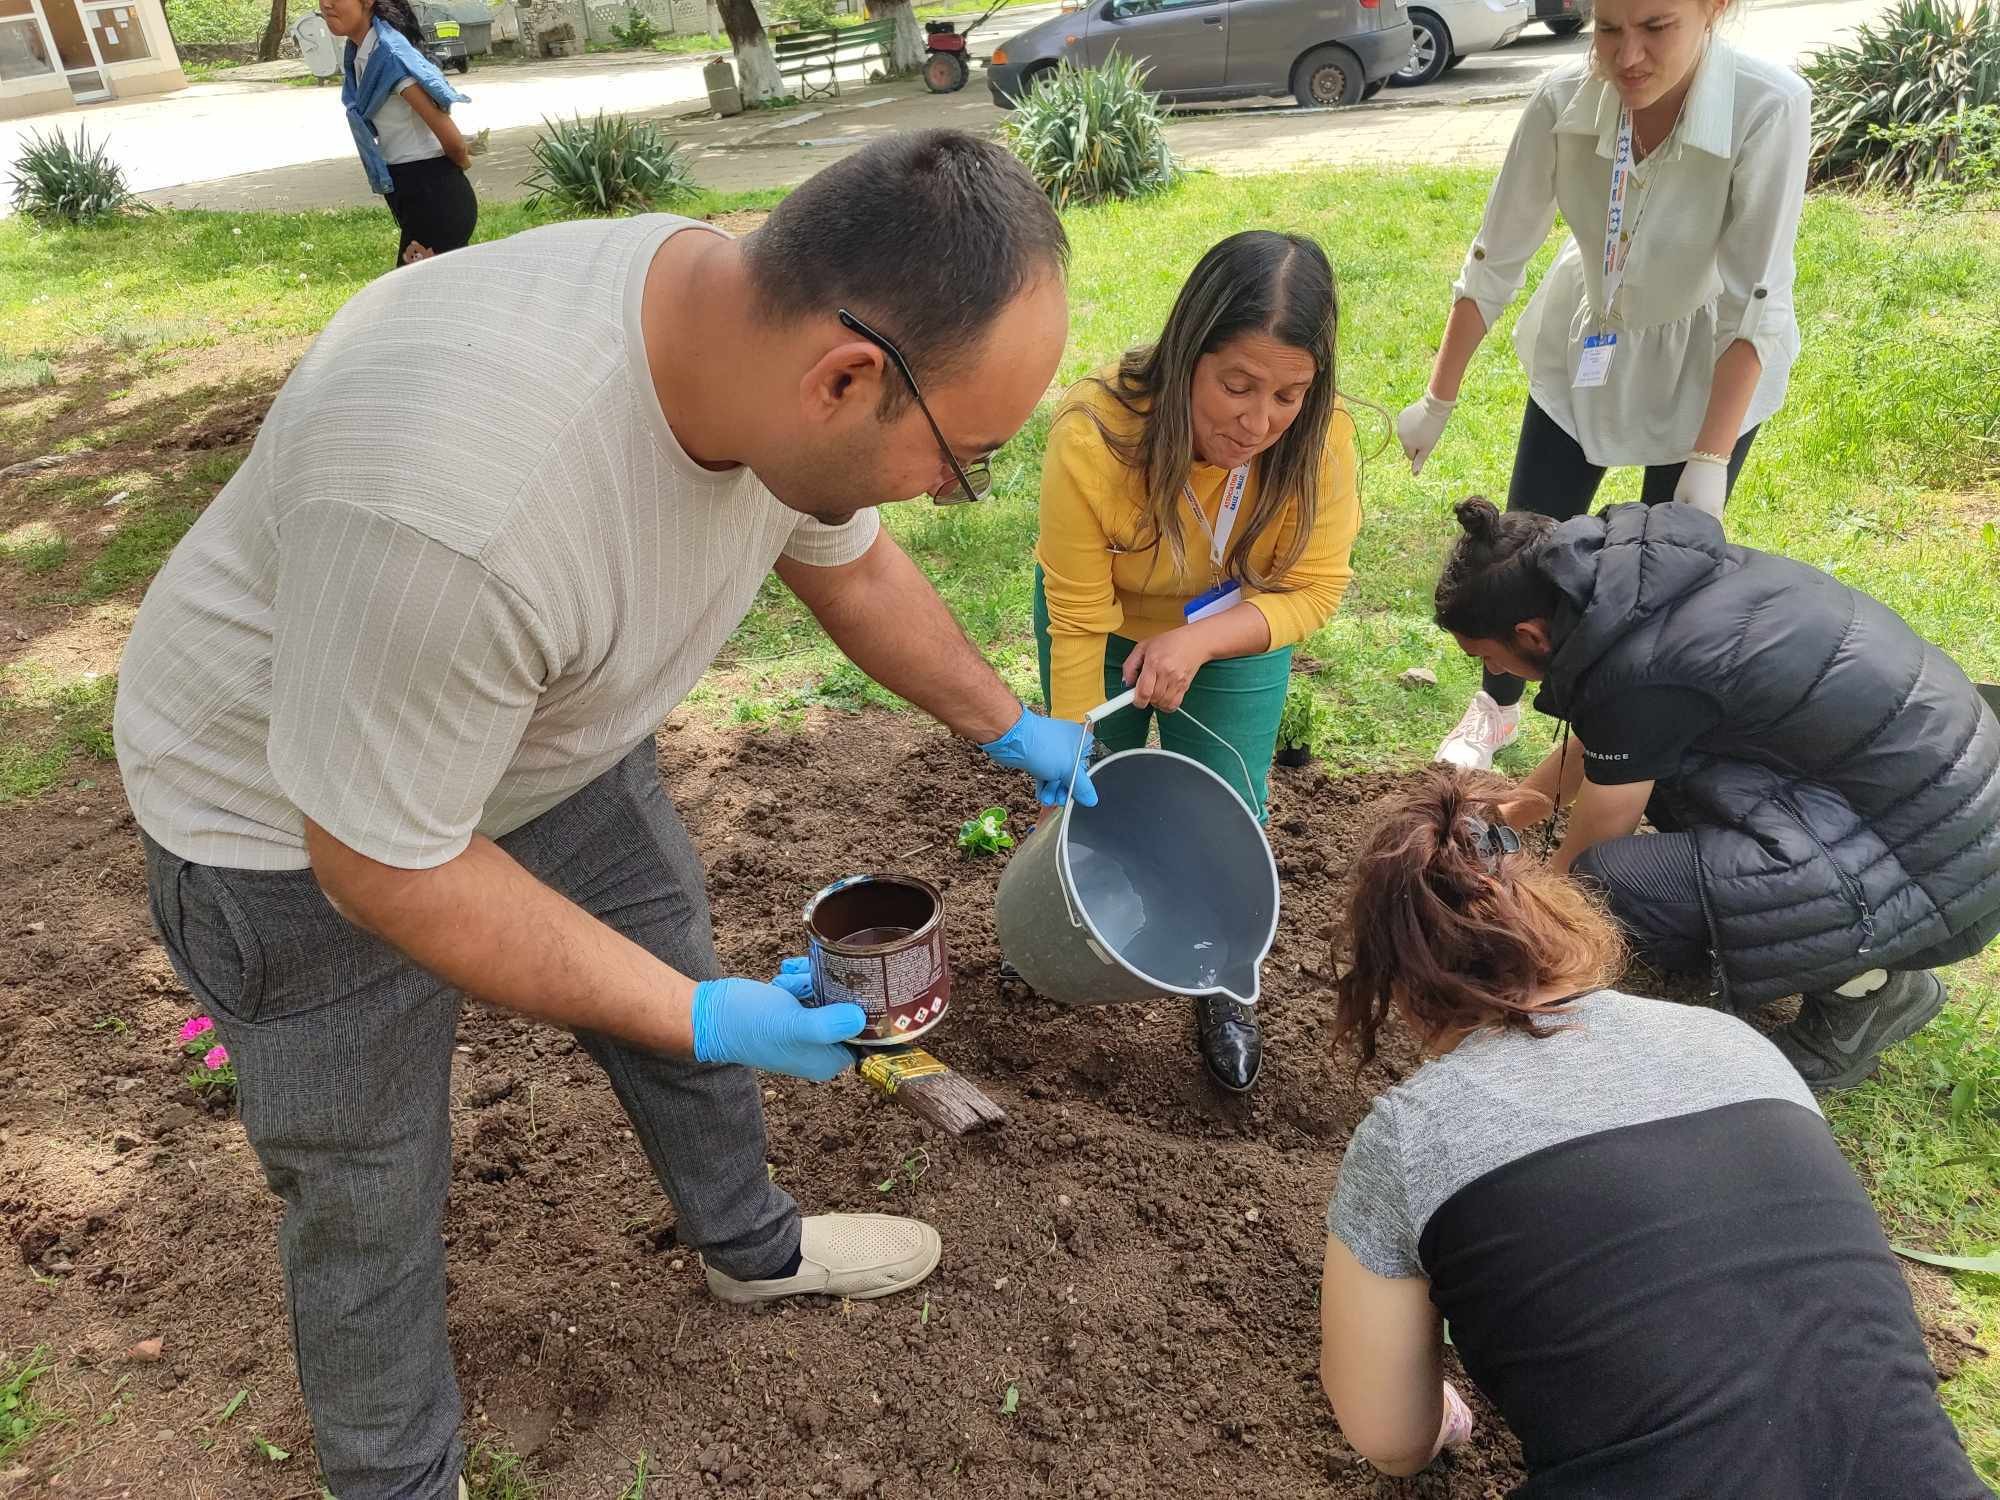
[{"xmin": 1085, "ymin": 688, "xmax": 1137, "ymax": 726}]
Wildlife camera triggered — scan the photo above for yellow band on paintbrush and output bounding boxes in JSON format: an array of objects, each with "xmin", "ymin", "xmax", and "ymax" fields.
[{"xmin": 858, "ymin": 1049, "xmax": 949, "ymax": 1095}]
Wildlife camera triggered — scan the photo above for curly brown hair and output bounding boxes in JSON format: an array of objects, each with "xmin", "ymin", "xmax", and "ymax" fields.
[{"xmin": 1333, "ymin": 767, "xmax": 1625, "ymax": 1067}]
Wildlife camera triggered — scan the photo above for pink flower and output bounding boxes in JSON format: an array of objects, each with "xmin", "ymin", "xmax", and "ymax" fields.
[
  {"xmin": 179, "ymin": 1015, "xmax": 215, "ymax": 1042},
  {"xmin": 203, "ymin": 1044, "xmax": 230, "ymax": 1070}
]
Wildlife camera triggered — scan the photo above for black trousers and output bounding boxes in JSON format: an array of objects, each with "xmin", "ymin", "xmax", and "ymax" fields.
[
  {"xmin": 1484, "ymin": 399, "xmax": 1760, "ymax": 706},
  {"xmin": 384, "ymin": 156, "xmax": 478, "ymax": 270}
]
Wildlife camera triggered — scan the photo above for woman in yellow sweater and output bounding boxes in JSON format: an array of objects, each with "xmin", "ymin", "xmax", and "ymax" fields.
[{"xmin": 1034, "ymin": 229, "xmax": 1362, "ymax": 1092}]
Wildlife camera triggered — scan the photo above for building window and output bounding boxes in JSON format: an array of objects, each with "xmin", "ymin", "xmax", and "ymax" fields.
[
  {"xmin": 86, "ymin": 2, "xmax": 151, "ymax": 62},
  {"xmin": 0, "ymin": 0, "xmax": 57, "ymax": 80}
]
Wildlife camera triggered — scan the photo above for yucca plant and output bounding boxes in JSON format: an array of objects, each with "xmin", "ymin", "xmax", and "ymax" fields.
[
  {"xmin": 522, "ymin": 112, "xmax": 698, "ymax": 218},
  {"xmin": 1803, "ymin": 0, "xmax": 2000, "ymax": 188},
  {"xmin": 7, "ymin": 127, "xmax": 141, "ymax": 226},
  {"xmin": 1001, "ymin": 57, "xmax": 1182, "ymax": 210}
]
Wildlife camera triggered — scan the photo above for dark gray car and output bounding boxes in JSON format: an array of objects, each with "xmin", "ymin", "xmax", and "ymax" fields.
[{"xmin": 987, "ymin": 0, "xmax": 1413, "ymax": 109}]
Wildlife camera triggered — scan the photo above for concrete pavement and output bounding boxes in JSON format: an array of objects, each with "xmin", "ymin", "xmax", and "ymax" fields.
[{"xmin": 0, "ymin": 2, "xmax": 1060, "ymax": 209}]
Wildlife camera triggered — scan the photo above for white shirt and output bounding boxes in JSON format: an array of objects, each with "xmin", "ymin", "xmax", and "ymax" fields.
[
  {"xmin": 114, "ymin": 215, "xmax": 879, "ymax": 871},
  {"xmin": 1454, "ymin": 43, "xmax": 1811, "ymax": 466},
  {"xmin": 355, "ymin": 27, "xmax": 448, "ymax": 167}
]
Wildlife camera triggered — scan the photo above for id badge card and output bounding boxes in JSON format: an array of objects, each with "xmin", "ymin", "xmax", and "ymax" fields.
[
  {"xmin": 1574, "ymin": 332, "xmax": 1617, "ymax": 389},
  {"xmin": 1185, "ymin": 580, "xmax": 1242, "ymax": 623}
]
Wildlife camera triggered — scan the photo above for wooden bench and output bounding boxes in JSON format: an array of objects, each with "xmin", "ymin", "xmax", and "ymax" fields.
[{"xmin": 773, "ymin": 19, "xmax": 897, "ymax": 100}]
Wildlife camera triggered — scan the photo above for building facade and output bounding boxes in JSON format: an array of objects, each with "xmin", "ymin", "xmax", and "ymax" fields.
[{"xmin": 1, "ymin": 0, "xmax": 185, "ymax": 120}]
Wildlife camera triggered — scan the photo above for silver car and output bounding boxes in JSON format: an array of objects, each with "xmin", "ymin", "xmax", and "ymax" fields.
[{"xmin": 987, "ymin": 0, "xmax": 1414, "ymax": 109}]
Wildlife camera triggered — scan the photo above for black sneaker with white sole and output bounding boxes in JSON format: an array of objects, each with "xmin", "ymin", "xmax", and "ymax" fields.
[{"xmin": 1772, "ymin": 970, "xmax": 1949, "ymax": 1093}]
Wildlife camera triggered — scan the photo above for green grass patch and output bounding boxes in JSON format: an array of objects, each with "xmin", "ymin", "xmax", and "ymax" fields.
[
  {"xmin": 0, "ymin": 354, "xmax": 55, "ymax": 391},
  {"xmin": 81, "ymin": 506, "xmax": 199, "ymax": 598},
  {"xmin": 0, "ymin": 665, "xmax": 118, "ymax": 802},
  {"xmin": 0, "ymin": 1347, "xmax": 63, "ymax": 1464},
  {"xmin": 0, "ymin": 190, "xmax": 787, "ymax": 363},
  {"xmin": 0, "ymin": 522, "xmax": 70, "ymax": 575}
]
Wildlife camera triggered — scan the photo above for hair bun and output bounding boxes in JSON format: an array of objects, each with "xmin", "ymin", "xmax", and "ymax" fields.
[{"xmin": 1454, "ymin": 496, "xmax": 1503, "ymax": 544}]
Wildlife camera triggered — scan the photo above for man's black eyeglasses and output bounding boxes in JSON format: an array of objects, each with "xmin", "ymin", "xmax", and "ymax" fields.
[{"xmin": 838, "ymin": 308, "xmax": 991, "ymax": 506}]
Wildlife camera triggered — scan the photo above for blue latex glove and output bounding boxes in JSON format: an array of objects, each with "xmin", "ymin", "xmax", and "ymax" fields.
[
  {"xmin": 979, "ymin": 703, "xmax": 1098, "ymax": 808},
  {"xmin": 771, "ymin": 955, "xmax": 816, "ymax": 1001},
  {"xmin": 690, "ymin": 977, "xmax": 864, "ymax": 1081}
]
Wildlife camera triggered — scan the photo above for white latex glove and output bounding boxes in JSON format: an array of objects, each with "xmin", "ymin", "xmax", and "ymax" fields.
[
  {"xmin": 1396, "ymin": 392, "xmax": 1455, "ymax": 477},
  {"xmin": 1674, "ymin": 457, "xmax": 1728, "ymax": 520}
]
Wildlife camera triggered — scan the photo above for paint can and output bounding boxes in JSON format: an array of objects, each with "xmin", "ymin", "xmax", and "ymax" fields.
[{"xmin": 802, "ymin": 874, "xmax": 951, "ymax": 1047}]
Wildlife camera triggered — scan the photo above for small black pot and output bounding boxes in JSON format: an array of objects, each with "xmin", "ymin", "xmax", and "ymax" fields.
[{"xmin": 1275, "ymin": 745, "xmax": 1313, "ymax": 768}]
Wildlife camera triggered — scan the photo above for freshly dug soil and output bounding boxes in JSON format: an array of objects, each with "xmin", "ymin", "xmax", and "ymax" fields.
[{"xmin": 0, "ymin": 709, "xmax": 1973, "ymax": 1498}]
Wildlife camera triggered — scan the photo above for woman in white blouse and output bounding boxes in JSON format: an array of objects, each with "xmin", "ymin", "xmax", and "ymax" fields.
[{"xmin": 1396, "ymin": 0, "xmax": 1811, "ymax": 770}]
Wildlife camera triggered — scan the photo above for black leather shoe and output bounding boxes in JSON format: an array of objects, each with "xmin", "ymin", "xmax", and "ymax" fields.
[{"xmin": 1196, "ymin": 994, "xmax": 1262, "ymax": 1093}]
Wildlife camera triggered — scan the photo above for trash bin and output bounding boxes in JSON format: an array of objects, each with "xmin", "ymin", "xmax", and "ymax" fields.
[
  {"xmin": 703, "ymin": 55, "xmax": 742, "ymax": 116},
  {"xmin": 288, "ymin": 11, "xmax": 345, "ymax": 83},
  {"xmin": 414, "ymin": 0, "xmax": 495, "ymax": 71}
]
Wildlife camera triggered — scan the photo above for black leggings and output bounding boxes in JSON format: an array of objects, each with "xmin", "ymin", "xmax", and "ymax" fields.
[
  {"xmin": 1484, "ymin": 399, "xmax": 1760, "ymax": 707},
  {"xmin": 384, "ymin": 156, "xmax": 478, "ymax": 270}
]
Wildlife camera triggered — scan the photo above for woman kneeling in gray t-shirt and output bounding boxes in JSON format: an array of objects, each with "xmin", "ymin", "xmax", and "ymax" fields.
[{"xmin": 1318, "ymin": 769, "xmax": 1984, "ymax": 1499}]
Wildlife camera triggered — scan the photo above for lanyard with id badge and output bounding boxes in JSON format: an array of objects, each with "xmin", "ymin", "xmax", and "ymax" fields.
[
  {"xmin": 1182, "ymin": 464, "xmax": 1252, "ymax": 623},
  {"xmin": 1577, "ymin": 106, "xmax": 1647, "ymax": 391}
]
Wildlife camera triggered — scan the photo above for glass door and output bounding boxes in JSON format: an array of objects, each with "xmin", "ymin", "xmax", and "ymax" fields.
[{"xmin": 38, "ymin": 0, "xmax": 110, "ymax": 101}]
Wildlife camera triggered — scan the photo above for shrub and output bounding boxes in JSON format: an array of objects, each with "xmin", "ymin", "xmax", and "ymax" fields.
[
  {"xmin": 1804, "ymin": 0, "xmax": 2000, "ymax": 189},
  {"xmin": 522, "ymin": 112, "xmax": 698, "ymax": 217},
  {"xmin": 611, "ymin": 5, "xmax": 663, "ymax": 47},
  {"xmin": 1862, "ymin": 104, "xmax": 2000, "ymax": 200},
  {"xmin": 7, "ymin": 127, "xmax": 142, "ymax": 226},
  {"xmin": 775, "ymin": 0, "xmax": 837, "ymax": 28},
  {"xmin": 1001, "ymin": 57, "xmax": 1181, "ymax": 209}
]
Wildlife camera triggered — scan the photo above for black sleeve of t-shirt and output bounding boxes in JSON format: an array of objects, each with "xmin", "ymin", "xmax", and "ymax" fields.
[{"xmin": 1572, "ymin": 687, "xmax": 1724, "ymax": 785}]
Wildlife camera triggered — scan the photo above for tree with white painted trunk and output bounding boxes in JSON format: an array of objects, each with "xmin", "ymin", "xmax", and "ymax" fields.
[
  {"xmin": 717, "ymin": 0, "xmax": 786, "ymax": 102},
  {"xmin": 870, "ymin": 0, "xmax": 927, "ymax": 73}
]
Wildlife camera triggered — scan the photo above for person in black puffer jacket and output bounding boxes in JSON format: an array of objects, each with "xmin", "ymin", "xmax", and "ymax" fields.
[{"xmin": 1429, "ymin": 497, "xmax": 2000, "ymax": 1090}]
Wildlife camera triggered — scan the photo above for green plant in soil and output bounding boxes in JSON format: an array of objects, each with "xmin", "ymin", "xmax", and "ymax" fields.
[
  {"xmin": 875, "ymin": 1147, "xmax": 930, "ymax": 1195},
  {"xmin": 957, "ymin": 805, "xmax": 1016, "ymax": 855},
  {"xmin": 523, "ymin": 113, "xmax": 699, "ymax": 218},
  {"xmin": 1276, "ymin": 676, "xmax": 1336, "ymax": 756},
  {"xmin": 0, "ymin": 1347, "xmax": 63, "ymax": 1464},
  {"xmin": 7, "ymin": 127, "xmax": 144, "ymax": 226},
  {"xmin": 1002, "ymin": 55, "xmax": 1182, "ymax": 209},
  {"xmin": 467, "ymin": 1441, "xmax": 542, "ymax": 1499}
]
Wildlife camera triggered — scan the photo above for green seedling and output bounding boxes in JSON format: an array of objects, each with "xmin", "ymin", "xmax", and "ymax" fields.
[
  {"xmin": 999, "ymin": 1382, "xmax": 1020, "ymax": 1416},
  {"xmin": 957, "ymin": 806, "xmax": 1015, "ymax": 856},
  {"xmin": 251, "ymin": 1432, "xmax": 290, "ymax": 1462},
  {"xmin": 875, "ymin": 1148, "xmax": 929, "ymax": 1196},
  {"xmin": 0, "ymin": 1348, "xmax": 61, "ymax": 1462},
  {"xmin": 216, "ymin": 1388, "xmax": 248, "ymax": 1424},
  {"xmin": 618, "ymin": 1451, "xmax": 650, "ymax": 1499}
]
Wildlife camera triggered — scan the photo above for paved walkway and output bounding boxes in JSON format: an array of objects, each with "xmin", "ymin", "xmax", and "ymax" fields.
[{"xmin": 0, "ymin": 4, "xmax": 1060, "ymax": 210}]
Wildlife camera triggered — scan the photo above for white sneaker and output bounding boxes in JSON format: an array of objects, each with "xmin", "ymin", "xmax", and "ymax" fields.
[
  {"xmin": 1435, "ymin": 690, "xmax": 1522, "ymax": 771},
  {"xmin": 705, "ymin": 1213, "xmax": 941, "ymax": 1304}
]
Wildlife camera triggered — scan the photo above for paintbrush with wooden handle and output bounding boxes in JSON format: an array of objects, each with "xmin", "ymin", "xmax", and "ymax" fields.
[{"xmin": 847, "ymin": 1042, "xmax": 1008, "ymax": 1135}]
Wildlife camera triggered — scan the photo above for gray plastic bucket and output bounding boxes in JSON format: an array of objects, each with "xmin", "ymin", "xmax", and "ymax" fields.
[{"xmin": 995, "ymin": 747, "xmax": 1279, "ymax": 1008}]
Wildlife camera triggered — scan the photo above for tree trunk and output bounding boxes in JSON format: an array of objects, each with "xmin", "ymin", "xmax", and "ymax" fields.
[
  {"xmin": 869, "ymin": 0, "xmax": 924, "ymax": 73},
  {"xmin": 717, "ymin": 0, "xmax": 784, "ymax": 101},
  {"xmin": 256, "ymin": 0, "xmax": 288, "ymax": 61}
]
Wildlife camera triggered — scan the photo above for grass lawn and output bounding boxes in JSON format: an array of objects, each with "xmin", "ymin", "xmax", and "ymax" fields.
[{"xmin": 2, "ymin": 168, "xmax": 1997, "ymax": 1479}]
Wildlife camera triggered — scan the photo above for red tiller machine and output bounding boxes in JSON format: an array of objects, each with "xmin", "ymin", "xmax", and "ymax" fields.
[{"xmin": 922, "ymin": 0, "xmax": 1011, "ymax": 92}]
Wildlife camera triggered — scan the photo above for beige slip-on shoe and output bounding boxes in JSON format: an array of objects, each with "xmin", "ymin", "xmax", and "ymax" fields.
[{"xmin": 705, "ymin": 1213, "xmax": 941, "ymax": 1305}]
